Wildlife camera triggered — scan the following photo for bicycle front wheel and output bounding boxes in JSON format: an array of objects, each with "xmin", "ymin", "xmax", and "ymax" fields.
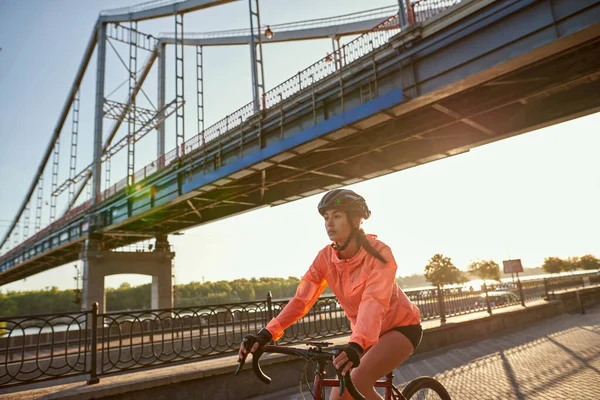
[{"xmin": 401, "ymin": 377, "xmax": 451, "ymax": 400}]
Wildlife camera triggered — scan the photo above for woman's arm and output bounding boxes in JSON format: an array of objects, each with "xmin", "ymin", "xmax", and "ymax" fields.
[{"xmin": 265, "ymin": 252, "xmax": 328, "ymax": 341}]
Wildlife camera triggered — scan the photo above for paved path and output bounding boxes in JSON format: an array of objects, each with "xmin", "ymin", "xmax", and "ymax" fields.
[{"xmin": 249, "ymin": 305, "xmax": 600, "ymax": 399}]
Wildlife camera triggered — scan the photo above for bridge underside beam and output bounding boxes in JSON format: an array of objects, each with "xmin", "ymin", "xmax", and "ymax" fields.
[{"xmin": 115, "ymin": 38, "xmax": 600, "ymax": 236}]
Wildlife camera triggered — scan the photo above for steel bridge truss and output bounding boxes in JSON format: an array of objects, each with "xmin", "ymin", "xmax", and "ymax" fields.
[
  {"xmin": 53, "ymin": 99, "xmax": 181, "ymax": 198},
  {"xmin": 0, "ymin": 0, "xmax": 415, "ymax": 256}
]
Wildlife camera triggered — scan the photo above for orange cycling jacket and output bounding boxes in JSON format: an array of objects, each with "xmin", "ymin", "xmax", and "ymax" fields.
[{"xmin": 265, "ymin": 235, "xmax": 421, "ymax": 350}]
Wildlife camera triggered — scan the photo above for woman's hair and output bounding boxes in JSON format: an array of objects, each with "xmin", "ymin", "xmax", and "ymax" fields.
[
  {"xmin": 355, "ymin": 228, "xmax": 387, "ymax": 263},
  {"xmin": 347, "ymin": 211, "xmax": 387, "ymax": 263}
]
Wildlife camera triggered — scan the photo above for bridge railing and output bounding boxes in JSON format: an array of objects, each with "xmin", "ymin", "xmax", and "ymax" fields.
[
  {"xmin": 407, "ymin": 0, "xmax": 463, "ymax": 24},
  {"xmin": 0, "ymin": 200, "xmax": 92, "ymax": 270},
  {"xmin": 2, "ymin": 272, "xmax": 598, "ymax": 388},
  {"xmin": 264, "ymin": 14, "xmax": 402, "ymax": 109},
  {"xmin": 0, "ymin": 310, "xmax": 91, "ymax": 387}
]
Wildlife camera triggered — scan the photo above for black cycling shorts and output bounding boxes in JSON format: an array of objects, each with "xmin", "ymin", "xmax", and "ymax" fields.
[{"xmin": 391, "ymin": 324, "xmax": 423, "ymax": 350}]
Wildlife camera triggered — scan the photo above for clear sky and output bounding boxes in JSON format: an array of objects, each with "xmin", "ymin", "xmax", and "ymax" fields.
[{"xmin": 0, "ymin": 0, "xmax": 598, "ymax": 293}]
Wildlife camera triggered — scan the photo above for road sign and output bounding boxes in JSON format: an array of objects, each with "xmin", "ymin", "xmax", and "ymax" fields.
[{"xmin": 503, "ymin": 259, "xmax": 524, "ymax": 274}]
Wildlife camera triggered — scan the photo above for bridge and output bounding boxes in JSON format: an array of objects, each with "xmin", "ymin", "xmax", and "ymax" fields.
[{"xmin": 1, "ymin": 0, "xmax": 600, "ymax": 313}]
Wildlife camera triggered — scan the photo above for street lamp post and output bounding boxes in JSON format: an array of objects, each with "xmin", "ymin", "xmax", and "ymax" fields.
[{"xmin": 74, "ymin": 264, "xmax": 82, "ymax": 308}]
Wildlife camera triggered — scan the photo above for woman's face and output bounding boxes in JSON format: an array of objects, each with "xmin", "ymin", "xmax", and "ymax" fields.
[{"xmin": 323, "ymin": 209, "xmax": 353, "ymax": 243}]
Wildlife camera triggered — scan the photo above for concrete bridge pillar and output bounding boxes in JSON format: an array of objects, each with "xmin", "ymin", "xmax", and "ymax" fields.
[{"xmin": 80, "ymin": 234, "xmax": 174, "ymax": 313}]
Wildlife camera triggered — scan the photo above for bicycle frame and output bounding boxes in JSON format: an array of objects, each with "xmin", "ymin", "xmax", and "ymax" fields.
[{"xmin": 312, "ymin": 358, "xmax": 401, "ymax": 400}]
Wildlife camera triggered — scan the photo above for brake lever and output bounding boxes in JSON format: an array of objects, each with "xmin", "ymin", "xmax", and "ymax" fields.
[
  {"xmin": 235, "ymin": 350, "xmax": 248, "ymax": 375},
  {"xmin": 235, "ymin": 337, "xmax": 251, "ymax": 375},
  {"xmin": 235, "ymin": 360, "xmax": 244, "ymax": 374},
  {"xmin": 336, "ymin": 368, "xmax": 346, "ymax": 396},
  {"xmin": 331, "ymin": 347, "xmax": 346, "ymax": 396}
]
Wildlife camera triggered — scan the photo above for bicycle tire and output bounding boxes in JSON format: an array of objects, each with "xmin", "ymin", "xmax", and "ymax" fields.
[{"xmin": 401, "ymin": 376, "xmax": 451, "ymax": 400}]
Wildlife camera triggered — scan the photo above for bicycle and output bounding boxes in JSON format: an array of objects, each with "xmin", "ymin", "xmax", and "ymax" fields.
[{"xmin": 236, "ymin": 340, "xmax": 452, "ymax": 400}]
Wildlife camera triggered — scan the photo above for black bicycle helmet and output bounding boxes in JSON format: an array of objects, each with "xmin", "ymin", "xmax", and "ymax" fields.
[{"xmin": 317, "ymin": 189, "xmax": 371, "ymax": 220}]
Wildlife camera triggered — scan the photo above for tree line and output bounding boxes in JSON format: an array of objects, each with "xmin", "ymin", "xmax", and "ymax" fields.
[
  {"xmin": 423, "ymin": 253, "xmax": 600, "ymax": 287},
  {"xmin": 0, "ymin": 277, "xmax": 327, "ymax": 317},
  {"xmin": 1, "ymin": 254, "xmax": 597, "ymax": 317}
]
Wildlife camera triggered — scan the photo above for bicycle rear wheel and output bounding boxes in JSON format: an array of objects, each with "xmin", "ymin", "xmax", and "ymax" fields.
[{"xmin": 401, "ymin": 377, "xmax": 451, "ymax": 400}]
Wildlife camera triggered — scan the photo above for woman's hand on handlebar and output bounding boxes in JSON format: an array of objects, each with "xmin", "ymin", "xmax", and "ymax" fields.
[
  {"xmin": 238, "ymin": 328, "xmax": 272, "ymax": 362},
  {"xmin": 333, "ymin": 342, "xmax": 364, "ymax": 376}
]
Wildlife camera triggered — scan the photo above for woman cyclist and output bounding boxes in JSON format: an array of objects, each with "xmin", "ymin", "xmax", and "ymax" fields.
[{"xmin": 239, "ymin": 189, "xmax": 422, "ymax": 400}]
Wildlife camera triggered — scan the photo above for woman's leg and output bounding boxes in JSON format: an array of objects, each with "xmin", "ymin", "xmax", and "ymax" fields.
[{"xmin": 329, "ymin": 330, "xmax": 414, "ymax": 400}]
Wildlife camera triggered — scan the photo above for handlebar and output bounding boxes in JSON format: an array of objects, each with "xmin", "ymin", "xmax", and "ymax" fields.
[{"xmin": 235, "ymin": 340, "xmax": 365, "ymax": 400}]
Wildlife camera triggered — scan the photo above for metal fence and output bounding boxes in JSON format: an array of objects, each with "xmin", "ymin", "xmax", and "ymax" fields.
[
  {"xmin": 0, "ymin": 310, "xmax": 90, "ymax": 387},
  {"xmin": 2, "ymin": 272, "xmax": 598, "ymax": 388}
]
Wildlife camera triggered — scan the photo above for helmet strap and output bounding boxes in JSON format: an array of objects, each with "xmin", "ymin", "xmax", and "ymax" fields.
[{"xmin": 333, "ymin": 227, "xmax": 357, "ymax": 252}]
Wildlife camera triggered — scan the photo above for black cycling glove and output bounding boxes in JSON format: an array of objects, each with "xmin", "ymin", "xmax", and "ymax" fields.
[
  {"xmin": 243, "ymin": 328, "xmax": 272, "ymax": 350},
  {"xmin": 337, "ymin": 342, "xmax": 364, "ymax": 368}
]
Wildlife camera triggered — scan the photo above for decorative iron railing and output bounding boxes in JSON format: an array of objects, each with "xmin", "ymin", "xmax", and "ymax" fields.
[
  {"xmin": 405, "ymin": 287, "xmax": 441, "ymax": 320},
  {"xmin": 96, "ymin": 301, "xmax": 268, "ymax": 375},
  {"xmin": 2, "ymin": 272, "xmax": 598, "ymax": 388},
  {"xmin": 0, "ymin": 311, "xmax": 90, "ymax": 387}
]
